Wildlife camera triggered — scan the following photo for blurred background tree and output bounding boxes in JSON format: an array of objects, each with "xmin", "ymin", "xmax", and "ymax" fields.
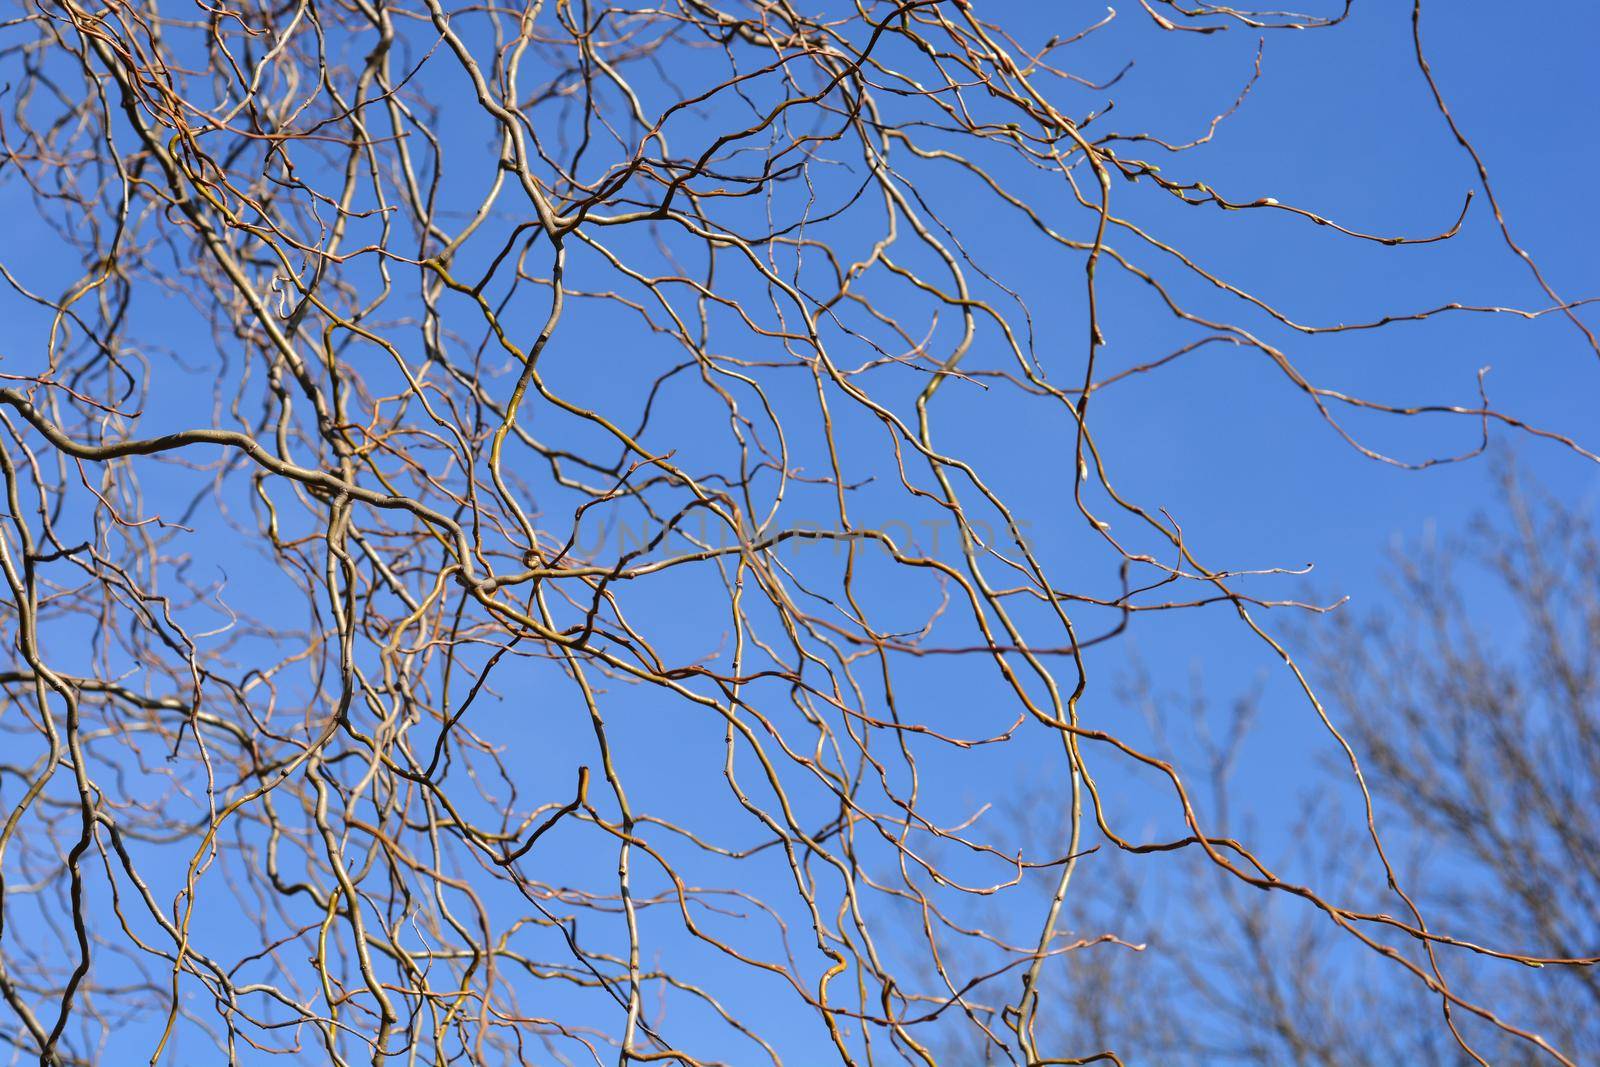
[{"xmin": 923, "ymin": 460, "xmax": 1599, "ymax": 1064}]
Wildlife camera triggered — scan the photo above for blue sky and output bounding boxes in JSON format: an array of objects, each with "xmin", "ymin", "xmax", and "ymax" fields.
[{"xmin": 1, "ymin": 1, "xmax": 1597, "ymax": 1062}]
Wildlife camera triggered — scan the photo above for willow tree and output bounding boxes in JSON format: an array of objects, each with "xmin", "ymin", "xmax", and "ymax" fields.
[{"xmin": 0, "ymin": 0, "xmax": 1592, "ymax": 1064}]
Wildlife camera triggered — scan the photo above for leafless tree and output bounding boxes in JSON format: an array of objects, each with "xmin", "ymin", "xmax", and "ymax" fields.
[
  {"xmin": 1303, "ymin": 463, "xmax": 1600, "ymax": 1062},
  {"xmin": 0, "ymin": 0, "xmax": 1593, "ymax": 1063},
  {"xmin": 941, "ymin": 462, "xmax": 1600, "ymax": 1065}
]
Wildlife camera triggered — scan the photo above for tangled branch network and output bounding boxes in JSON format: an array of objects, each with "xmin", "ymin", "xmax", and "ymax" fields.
[{"xmin": 0, "ymin": 0, "xmax": 1593, "ymax": 1063}]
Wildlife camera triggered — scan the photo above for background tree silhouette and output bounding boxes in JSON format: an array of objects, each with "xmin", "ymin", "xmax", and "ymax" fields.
[{"xmin": 918, "ymin": 462, "xmax": 1600, "ymax": 1064}]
